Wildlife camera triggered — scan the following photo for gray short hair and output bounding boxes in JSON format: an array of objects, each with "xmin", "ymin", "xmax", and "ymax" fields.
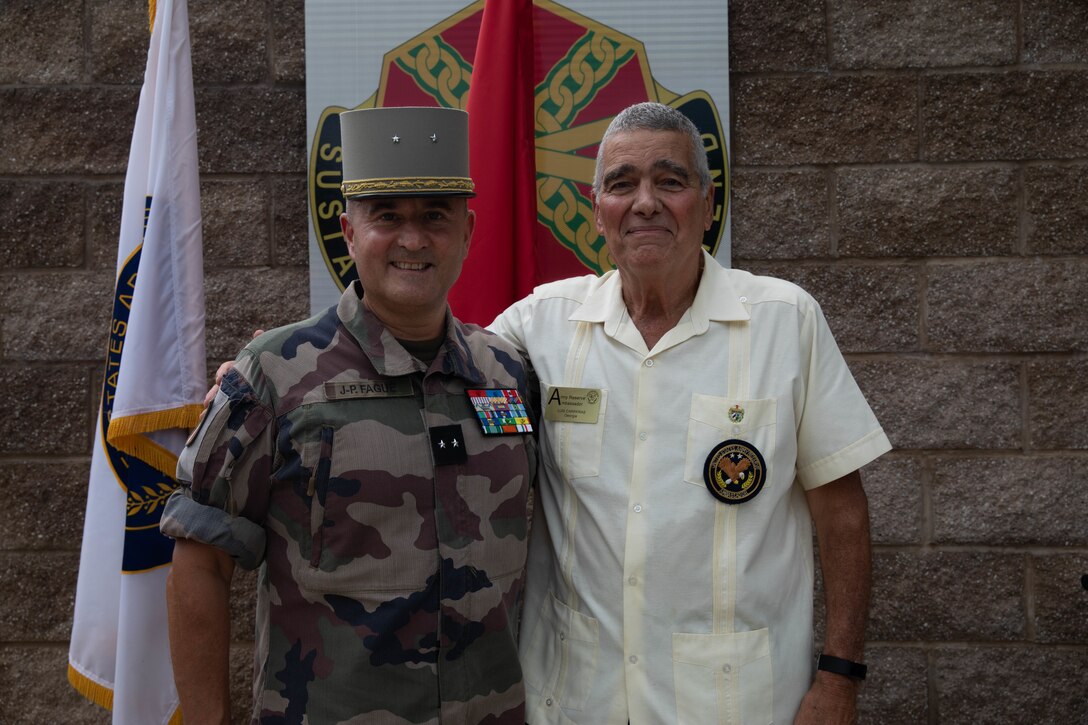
[{"xmin": 592, "ymin": 102, "xmax": 712, "ymax": 195}]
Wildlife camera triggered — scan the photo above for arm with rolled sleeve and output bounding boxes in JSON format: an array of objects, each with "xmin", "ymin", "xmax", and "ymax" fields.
[
  {"xmin": 791, "ymin": 298, "xmax": 888, "ymax": 725},
  {"xmin": 161, "ymin": 359, "xmax": 275, "ymax": 722},
  {"xmin": 795, "ymin": 470, "xmax": 871, "ymax": 725}
]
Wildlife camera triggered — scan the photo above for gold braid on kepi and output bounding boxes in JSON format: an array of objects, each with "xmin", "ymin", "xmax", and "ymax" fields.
[
  {"xmin": 338, "ymin": 106, "xmax": 475, "ymax": 200},
  {"xmin": 340, "ymin": 176, "xmax": 474, "ymax": 197}
]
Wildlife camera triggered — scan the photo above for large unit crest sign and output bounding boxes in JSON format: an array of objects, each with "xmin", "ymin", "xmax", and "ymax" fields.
[{"xmin": 305, "ymin": 0, "xmax": 730, "ymax": 315}]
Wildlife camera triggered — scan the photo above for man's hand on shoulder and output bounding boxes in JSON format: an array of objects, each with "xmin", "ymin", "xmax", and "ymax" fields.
[{"xmin": 202, "ymin": 329, "xmax": 264, "ymax": 408}]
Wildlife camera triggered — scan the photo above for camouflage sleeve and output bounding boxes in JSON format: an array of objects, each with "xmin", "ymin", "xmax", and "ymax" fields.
[{"xmin": 160, "ymin": 356, "xmax": 275, "ymax": 570}]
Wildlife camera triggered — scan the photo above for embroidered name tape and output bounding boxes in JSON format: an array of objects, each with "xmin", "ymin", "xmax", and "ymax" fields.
[{"xmin": 324, "ymin": 379, "xmax": 413, "ymax": 400}]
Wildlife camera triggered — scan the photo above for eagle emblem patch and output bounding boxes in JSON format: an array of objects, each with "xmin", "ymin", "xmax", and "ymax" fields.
[{"xmin": 703, "ymin": 439, "xmax": 767, "ymax": 505}]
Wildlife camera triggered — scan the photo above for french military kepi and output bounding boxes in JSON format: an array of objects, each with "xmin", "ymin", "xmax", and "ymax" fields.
[{"xmin": 339, "ymin": 106, "xmax": 475, "ymax": 199}]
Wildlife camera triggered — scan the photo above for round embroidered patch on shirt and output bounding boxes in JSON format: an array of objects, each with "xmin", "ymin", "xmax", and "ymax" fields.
[{"xmin": 703, "ymin": 439, "xmax": 767, "ymax": 505}]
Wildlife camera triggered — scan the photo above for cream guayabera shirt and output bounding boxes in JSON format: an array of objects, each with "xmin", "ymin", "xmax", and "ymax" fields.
[{"xmin": 491, "ymin": 251, "xmax": 891, "ymax": 725}]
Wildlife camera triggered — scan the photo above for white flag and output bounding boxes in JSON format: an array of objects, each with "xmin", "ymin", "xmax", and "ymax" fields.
[{"xmin": 68, "ymin": 0, "xmax": 205, "ymax": 722}]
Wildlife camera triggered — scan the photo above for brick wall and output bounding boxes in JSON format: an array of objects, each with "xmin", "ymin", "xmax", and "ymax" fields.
[{"xmin": 1, "ymin": 1, "xmax": 1084, "ymax": 723}]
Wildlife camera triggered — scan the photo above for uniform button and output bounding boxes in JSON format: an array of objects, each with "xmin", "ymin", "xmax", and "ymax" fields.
[
  {"xmin": 639, "ymin": 432, "xmax": 647, "ymax": 441},
  {"xmin": 722, "ymin": 664, "xmax": 732, "ymax": 674},
  {"xmin": 629, "ymin": 655, "xmax": 638, "ymax": 664},
  {"xmin": 633, "ymin": 504, "xmax": 642, "ymax": 513},
  {"xmin": 739, "ymin": 296, "xmax": 748, "ymax": 303},
  {"xmin": 546, "ymin": 698, "xmax": 553, "ymax": 706},
  {"xmin": 559, "ymin": 632, "xmax": 566, "ymax": 641},
  {"xmin": 645, "ymin": 359, "xmax": 654, "ymax": 367},
  {"xmin": 628, "ymin": 576, "xmax": 637, "ymax": 585}
]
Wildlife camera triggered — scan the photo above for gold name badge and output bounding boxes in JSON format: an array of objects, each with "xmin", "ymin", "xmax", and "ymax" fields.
[
  {"xmin": 544, "ymin": 386, "xmax": 602, "ymax": 423},
  {"xmin": 324, "ymin": 379, "xmax": 413, "ymax": 400}
]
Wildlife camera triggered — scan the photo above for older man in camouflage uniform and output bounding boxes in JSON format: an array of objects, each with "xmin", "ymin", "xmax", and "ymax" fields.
[{"xmin": 161, "ymin": 107, "xmax": 536, "ymax": 725}]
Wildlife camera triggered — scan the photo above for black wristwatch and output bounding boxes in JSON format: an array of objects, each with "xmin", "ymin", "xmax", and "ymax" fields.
[{"xmin": 816, "ymin": 653, "xmax": 867, "ymax": 680}]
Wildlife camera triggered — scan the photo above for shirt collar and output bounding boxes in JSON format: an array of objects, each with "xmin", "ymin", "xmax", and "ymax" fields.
[
  {"xmin": 569, "ymin": 250, "xmax": 750, "ymax": 336},
  {"xmin": 337, "ymin": 281, "xmax": 487, "ymax": 384}
]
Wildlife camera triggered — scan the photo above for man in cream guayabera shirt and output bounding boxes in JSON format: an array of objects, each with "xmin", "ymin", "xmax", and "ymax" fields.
[{"xmin": 490, "ymin": 102, "xmax": 891, "ymax": 725}]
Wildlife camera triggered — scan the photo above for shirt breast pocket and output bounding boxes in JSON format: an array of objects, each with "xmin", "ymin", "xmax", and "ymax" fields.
[
  {"xmin": 683, "ymin": 396, "xmax": 777, "ymax": 487},
  {"xmin": 540, "ymin": 381, "xmax": 607, "ymax": 480}
]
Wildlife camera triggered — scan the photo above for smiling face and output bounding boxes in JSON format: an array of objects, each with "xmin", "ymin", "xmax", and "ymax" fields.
[
  {"xmin": 592, "ymin": 129, "xmax": 714, "ymax": 279},
  {"xmin": 340, "ymin": 196, "xmax": 474, "ymax": 336}
]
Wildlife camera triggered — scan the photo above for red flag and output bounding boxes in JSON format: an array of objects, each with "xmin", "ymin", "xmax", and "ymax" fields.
[{"xmin": 451, "ymin": 0, "xmax": 537, "ymax": 325}]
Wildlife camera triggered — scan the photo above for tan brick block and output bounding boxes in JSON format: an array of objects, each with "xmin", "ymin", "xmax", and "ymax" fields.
[
  {"xmin": 0, "ymin": 272, "xmax": 113, "ymax": 361},
  {"xmin": 201, "ymin": 179, "xmax": 271, "ymax": 266},
  {"xmin": 230, "ymin": 566, "xmax": 259, "ymax": 642},
  {"xmin": 1023, "ymin": 0, "xmax": 1088, "ymax": 64},
  {"xmin": 230, "ymin": 642, "xmax": 257, "ymax": 723},
  {"xmin": 829, "ymin": 0, "xmax": 1016, "ymax": 69},
  {"xmin": 1025, "ymin": 165, "xmax": 1088, "ymax": 255},
  {"xmin": 271, "ymin": 0, "xmax": 306, "ymax": 83},
  {"xmin": 0, "ymin": 646, "xmax": 110, "ymax": 724},
  {"xmin": 272, "ymin": 176, "xmax": 310, "ymax": 267},
  {"xmin": 89, "ymin": 184, "xmax": 125, "ymax": 270},
  {"xmin": 862, "ymin": 455, "xmax": 921, "ymax": 546},
  {"xmin": 935, "ymin": 646, "xmax": 1087, "ymax": 724},
  {"xmin": 0, "ymin": 1, "xmax": 83, "ymax": 84},
  {"xmin": 204, "ymin": 267, "xmax": 310, "ymax": 360},
  {"xmin": 926, "ymin": 260, "xmax": 1088, "ymax": 353},
  {"xmin": 0, "ymin": 182, "xmax": 85, "ymax": 268},
  {"xmin": 196, "ymin": 88, "xmax": 306, "ymax": 174},
  {"xmin": 1032, "ymin": 553, "xmax": 1088, "ymax": 645},
  {"xmin": 730, "ymin": 170, "xmax": 830, "ymax": 261},
  {"xmin": 838, "ymin": 167, "xmax": 1018, "ymax": 257},
  {"xmin": 923, "ymin": 71, "xmax": 1088, "ymax": 161},
  {"xmin": 0, "ymin": 461, "xmax": 91, "ymax": 550},
  {"xmin": 852, "ymin": 360, "xmax": 1020, "ymax": 450},
  {"xmin": 933, "ymin": 457, "xmax": 1088, "ymax": 546},
  {"xmin": 733, "ymin": 76, "xmax": 917, "ymax": 165},
  {"xmin": 727, "ymin": 0, "xmax": 827, "ymax": 72},
  {"xmin": 0, "ymin": 365, "xmax": 93, "ymax": 456},
  {"xmin": 1027, "ymin": 359, "xmax": 1088, "ymax": 450},
  {"xmin": 0, "ymin": 87, "xmax": 140, "ymax": 176},
  {"xmin": 743, "ymin": 263, "xmax": 920, "ymax": 353},
  {"xmin": 0, "ymin": 552, "xmax": 81, "ymax": 641},
  {"xmin": 189, "ymin": 0, "xmax": 268, "ymax": 84},
  {"xmin": 89, "ymin": 0, "xmax": 149, "ymax": 84},
  {"xmin": 869, "ymin": 551, "xmax": 1024, "ymax": 641},
  {"xmin": 856, "ymin": 646, "xmax": 929, "ymax": 725}
]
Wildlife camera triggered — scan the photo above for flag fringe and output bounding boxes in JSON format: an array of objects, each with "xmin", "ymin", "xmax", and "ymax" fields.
[
  {"xmin": 67, "ymin": 663, "xmax": 114, "ymax": 711},
  {"xmin": 69, "ymin": 663, "xmax": 184, "ymax": 723},
  {"xmin": 148, "ymin": 0, "xmax": 157, "ymax": 33},
  {"xmin": 107, "ymin": 404, "xmax": 204, "ymax": 477}
]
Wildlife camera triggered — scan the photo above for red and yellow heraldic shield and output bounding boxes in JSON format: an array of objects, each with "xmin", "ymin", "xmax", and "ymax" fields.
[{"xmin": 309, "ymin": 0, "xmax": 728, "ymax": 323}]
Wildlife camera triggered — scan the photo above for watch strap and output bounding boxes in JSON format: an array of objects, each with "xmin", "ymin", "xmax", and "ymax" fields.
[{"xmin": 817, "ymin": 653, "xmax": 867, "ymax": 680}]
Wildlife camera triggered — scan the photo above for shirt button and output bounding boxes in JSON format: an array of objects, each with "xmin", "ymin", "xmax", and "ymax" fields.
[
  {"xmin": 739, "ymin": 296, "xmax": 748, "ymax": 303},
  {"xmin": 639, "ymin": 432, "xmax": 647, "ymax": 441},
  {"xmin": 722, "ymin": 664, "xmax": 732, "ymax": 674},
  {"xmin": 546, "ymin": 698, "xmax": 553, "ymax": 706},
  {"xmin": 628, "ymin": 576, "xmax": 637, "ymax": 585},
  {"xmin": 559, "ymin": 632, "xmax": 566, "ymax": 641},
  {"xmin": 644, "ymin": 359, "xmax": 654, "ymax": 367},
  {"xmin": 629, "ymin": 655, "xmax": 638, "ymax": 664},
  {"xmin": 633, "ymin": 504, "xmax": 642, "ymax": 513}
]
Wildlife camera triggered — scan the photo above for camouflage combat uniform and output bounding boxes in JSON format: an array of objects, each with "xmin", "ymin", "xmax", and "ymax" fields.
[{"xmin": 161, "ymin": 281, "xmax": 536, "ymax": 725}]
